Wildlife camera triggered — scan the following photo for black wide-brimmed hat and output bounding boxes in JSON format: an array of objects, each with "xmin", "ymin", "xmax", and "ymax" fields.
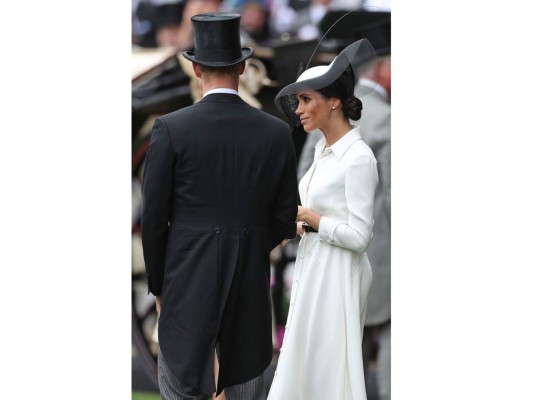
[
  {"xmin": 274, "ymin": 39, "xmax": 376, "ymax": 126},
  {"xmin": 183, "ymin": 12, "xmax": 254, "ymax": 67}
]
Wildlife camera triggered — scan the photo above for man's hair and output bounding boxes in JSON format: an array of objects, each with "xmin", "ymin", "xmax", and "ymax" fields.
[{"xmin": 198, "ymin": 64, "xmax": 241, "ymax": 79}]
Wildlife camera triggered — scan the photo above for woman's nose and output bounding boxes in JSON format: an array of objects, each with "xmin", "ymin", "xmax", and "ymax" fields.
[{"xmin": 295, "ymin": 103, "xmax": 303, "ymax": 115}]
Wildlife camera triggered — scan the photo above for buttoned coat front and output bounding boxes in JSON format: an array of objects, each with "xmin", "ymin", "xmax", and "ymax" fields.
[
  {"xmin": 141, "ymin": 93, "xmax": 298, "ymax": 396},
  {"xmin": 267, "ymin": 127, "xmax": 378, "ymax": 400}
]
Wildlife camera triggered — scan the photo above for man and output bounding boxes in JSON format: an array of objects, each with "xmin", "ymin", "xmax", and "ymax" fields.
[
  {"xmin": 141, "ymin": 12, "xmax": 298, "ymax": 400},
  {"xmin": 358, "ymin": 52, "xmax": 391, "ymax": 400}
]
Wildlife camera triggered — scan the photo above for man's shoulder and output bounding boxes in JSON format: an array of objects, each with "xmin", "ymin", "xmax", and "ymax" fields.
[
  {"xmin": 158, "ymin": 104, "xmax": 196, "ymax": 122},
  {"xmin": 362, "ymin": 91, "xmax": 390, "ymax": 111},
  {"xmin": 210, "ymin": 101, "xmax": 290, "ymax": 133},
  {"xmin": 249, "ymin": 107, "xmax": 289, "ymax": 127},
  {"xmin": 157, "ymin": 102, "xmax": 289, "ymax": 136}
]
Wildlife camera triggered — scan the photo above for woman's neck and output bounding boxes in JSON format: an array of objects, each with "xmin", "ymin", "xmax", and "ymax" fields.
[{"xmin": 321, "ymin": 118, "xmax": 353, "ymax": 147}]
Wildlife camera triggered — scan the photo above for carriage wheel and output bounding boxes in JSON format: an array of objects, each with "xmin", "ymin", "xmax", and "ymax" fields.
[{"xmin": 132, "ymin": 133, "xmax": 159, "ymax": 386}]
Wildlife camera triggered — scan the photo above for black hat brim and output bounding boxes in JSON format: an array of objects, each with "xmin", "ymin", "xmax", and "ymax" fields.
[{"xmin": 182, "ymin": 47, "xmax": 254, "ymax": 67}]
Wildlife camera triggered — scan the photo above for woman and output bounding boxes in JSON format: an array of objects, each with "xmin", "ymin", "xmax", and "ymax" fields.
[{"xmin": 268, "ymin": 39, "xmax": 379, "ymax": 400}]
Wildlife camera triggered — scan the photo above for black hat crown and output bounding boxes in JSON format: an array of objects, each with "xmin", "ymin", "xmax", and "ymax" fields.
[{"xmin": 183, "ymin": 12, "xmax": 254, "ymax": 67}]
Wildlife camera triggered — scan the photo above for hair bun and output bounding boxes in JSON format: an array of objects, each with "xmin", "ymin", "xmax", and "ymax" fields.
[{"xmin": 342, "ymin": 95, "xmax": 363, "ymax": 121}]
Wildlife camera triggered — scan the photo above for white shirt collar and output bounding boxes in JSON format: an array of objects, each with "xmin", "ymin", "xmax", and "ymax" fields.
[
  {"xmin": 203, "ymin": 88, "xmax": 239, "ymax": 98},
  {"xmin": 314, "ymin": 126, "xmax": 362, "ymax": 160},
  {"xmin": 358, "ymin": 78, "xmax": 389, "ymax": 101},
  {"xmin": 329, "ymin": 126, "xmax": 362, "ymax": 159}
]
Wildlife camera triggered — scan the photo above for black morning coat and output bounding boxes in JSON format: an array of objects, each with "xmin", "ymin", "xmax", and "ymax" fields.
[{"xmin": 141, "ymin": 93, "xmax": 298, "ymax": 396}]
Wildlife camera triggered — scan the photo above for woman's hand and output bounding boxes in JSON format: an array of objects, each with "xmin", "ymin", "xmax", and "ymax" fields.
[{"xmin": 297, "ymin": 206, "xmax": 321, "ymax": 231}]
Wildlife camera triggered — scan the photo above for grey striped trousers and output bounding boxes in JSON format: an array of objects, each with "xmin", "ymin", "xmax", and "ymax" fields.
[{"xmin": 158, "ymin": 350, "xmax": 266, "ymax": 400}]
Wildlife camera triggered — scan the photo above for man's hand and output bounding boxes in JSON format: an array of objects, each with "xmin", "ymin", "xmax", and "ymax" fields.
[
  {"xmin": 296, "ymin": 221, "xmax": 304, "ymax": 235},
  {"xmin": 156, "ymin": 295, "xmax": 162, "ymax": 316},
  {"xmin": 297, "ymin": 205, "xmax": 307, "ymax": 222}
]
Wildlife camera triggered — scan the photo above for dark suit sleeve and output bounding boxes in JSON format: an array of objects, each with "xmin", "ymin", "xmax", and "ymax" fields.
[
  {"xmin": 141, "ymin": 118, "xmax": 174, "ymax": 295},
  {"xmin": 270, "ymin": 125, "xmax": 298, "ymax": 249}
]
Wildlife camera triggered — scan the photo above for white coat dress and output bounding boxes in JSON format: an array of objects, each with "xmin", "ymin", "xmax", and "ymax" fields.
[{"xmin": 268, "ymin": 126, "xmax": 378, "ymax": 400}]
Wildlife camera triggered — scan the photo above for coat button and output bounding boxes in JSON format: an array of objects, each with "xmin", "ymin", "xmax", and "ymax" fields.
[
  {"xmin": 243, "ymin": 228, "xmax": 250, "ymax": 234},
  {"xmin": 214, "ymin": 228, "xmax": 221, "ymax": 234}
]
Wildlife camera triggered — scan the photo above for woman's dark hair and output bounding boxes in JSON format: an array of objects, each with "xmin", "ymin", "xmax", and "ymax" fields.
[
  {"xmin": 316, "ymin": 64, "xmax": 363, "ymax": 121},
  {"xmin": 316, "ymin": 90, "xmax": 363, "ymax": 122},
  {"xmin": 342, "ymin": 95, "xmax": 363, "ymax": 121}
]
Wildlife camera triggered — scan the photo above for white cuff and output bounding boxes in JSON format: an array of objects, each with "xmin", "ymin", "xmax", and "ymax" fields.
[{"xmin": 318, "ymin": 216, "xmax": 340, "ymax": 245}]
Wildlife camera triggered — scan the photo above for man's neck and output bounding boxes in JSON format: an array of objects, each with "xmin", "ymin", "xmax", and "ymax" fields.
[
  {"xmin": 203, "ymin": 87, "xmax": 239, "ymax": 97},
  {"xmin": 201, "ymin": 79, "xmax": 239, "ymax": 96}
]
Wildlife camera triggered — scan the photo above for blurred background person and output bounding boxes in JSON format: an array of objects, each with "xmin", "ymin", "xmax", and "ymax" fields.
[
  {"xmin": 359, "ymin": 48, "xmax": 391, "ymax": 400},
  {"xmin": 132, "ymin": 0, "xmax": 222, "ymax": 49},
  {"xmin": 268, "ymin": 0, "xmax": 365, "ymax": 41},
  {"xmin": 133, "ymin": 0, "xmax": 186, "ymax": 47},
  {"xmin": 174, "ymin": 0, "xmax": 223, "ymax": 49},
  {"xmin": 289, "ymin": 0, "xmax": 332, "ymax": 41},
  {"xmin": 239, "ymin": 1, "xmax": 271, "ymax": 43},
  {"xmin": 133, "ymin": 0, "xmax": 158, "ymax": 47},
  {"xmin": 153, "ymin": 1, "xmax": 186, "ymax": 47},
  {"xmin": 269, "ymin": 0, "xmax": 332, "ymax": 41}
]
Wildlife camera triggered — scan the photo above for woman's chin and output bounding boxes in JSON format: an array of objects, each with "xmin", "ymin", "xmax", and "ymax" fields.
[{"xmin": 301, "ymin": 122, "xmax": 315, "ymax": 132}]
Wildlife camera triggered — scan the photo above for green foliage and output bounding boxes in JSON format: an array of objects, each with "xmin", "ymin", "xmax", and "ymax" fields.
[{"xmin": 132, "ymin": 391, "xmax": 160, "ymax": 400}]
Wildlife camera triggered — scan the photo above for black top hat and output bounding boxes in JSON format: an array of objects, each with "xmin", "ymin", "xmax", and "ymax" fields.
[{"xmin": 182, "ymin": 12, "xmax": 254, "ymax": 67}]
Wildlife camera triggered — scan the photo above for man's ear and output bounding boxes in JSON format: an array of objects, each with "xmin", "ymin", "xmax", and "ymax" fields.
[
  {"xmin": 237, "ymin": 61, "xmax": 246, "ymax": 76},
  {"xmin": 193, "ymin": 62, "xmax": 202, "ymax": 78}
]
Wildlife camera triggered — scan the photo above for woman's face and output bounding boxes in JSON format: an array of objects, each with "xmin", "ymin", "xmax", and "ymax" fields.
[{"xmin": 295, "ymin": 90, "xmax": 333, "ymax": 132}]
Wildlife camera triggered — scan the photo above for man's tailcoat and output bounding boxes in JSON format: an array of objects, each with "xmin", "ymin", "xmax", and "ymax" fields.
[{"xmin": 141, "ymin": 93, "xmax": 298, "ymax": 395}]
